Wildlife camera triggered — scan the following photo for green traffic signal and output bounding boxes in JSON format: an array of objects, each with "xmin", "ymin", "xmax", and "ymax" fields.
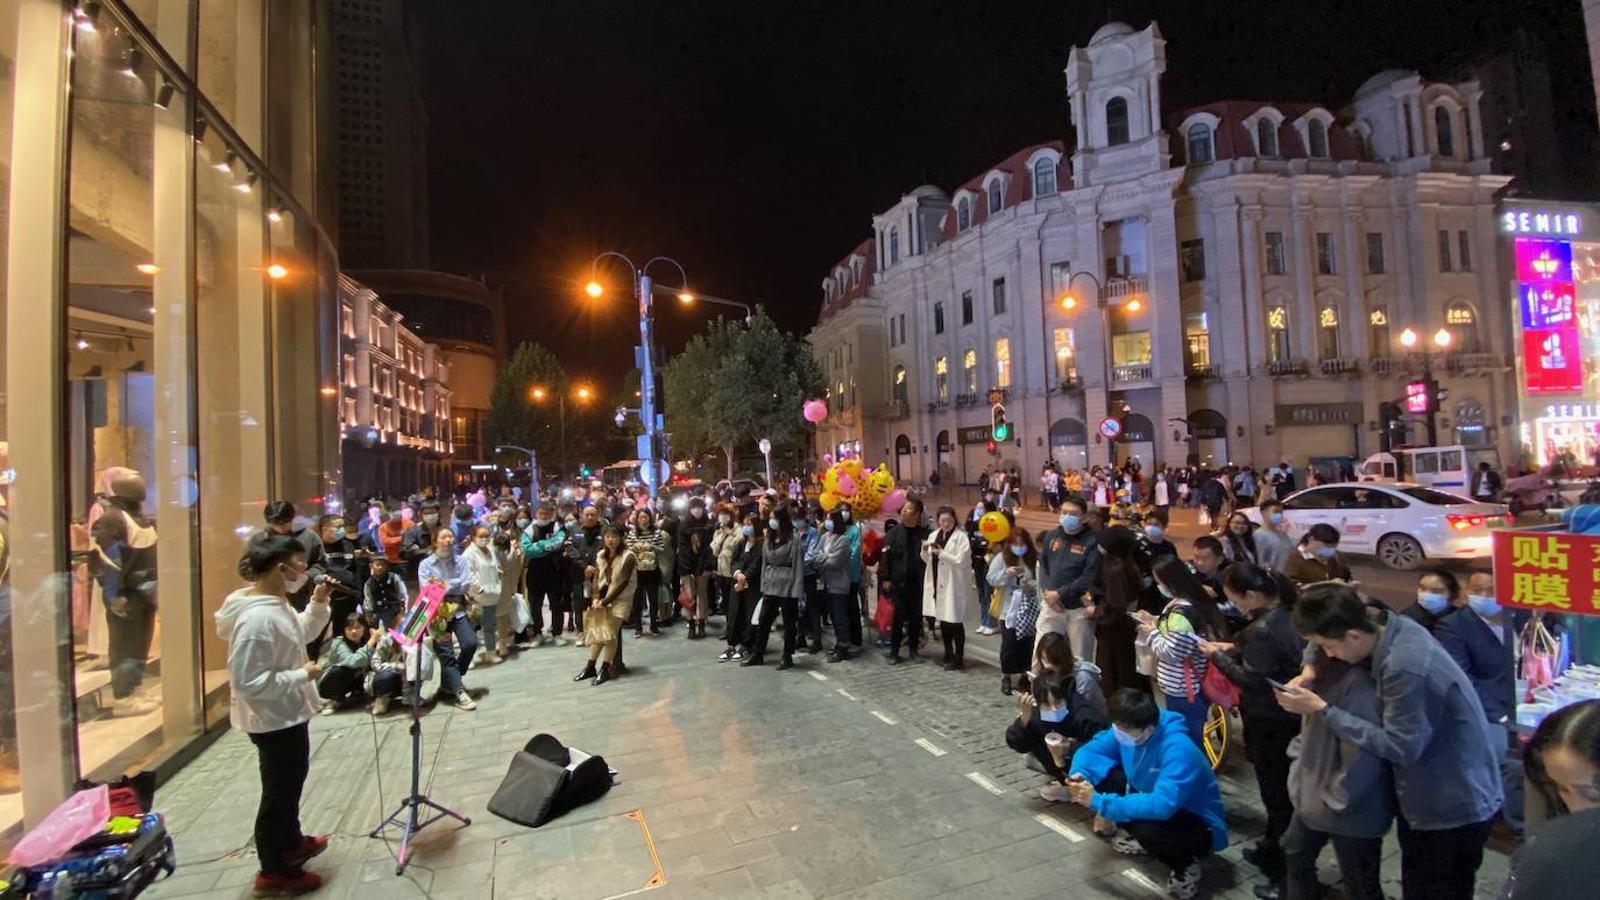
[{"xmin": 994, "ymin": 422, "xmax": 1011, "ymax": 441}]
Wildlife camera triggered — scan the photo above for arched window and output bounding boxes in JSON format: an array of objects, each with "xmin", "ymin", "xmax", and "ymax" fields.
[
  {"xmin": 956, "ymin": 197, "xmax": 971, "ymax": 231},
  {"xmin": 892, "ymin": 364, "xmax": 908, "ymax": 405},
  {"xmin": 1434, "ymin": 106, "xmax": 1455, "ymax": 158},
  {"xmin": 888, "ymin": 227, "xmax": 900, "ymax": 265},
  {"xmin": 1033, "ymin": 157, "xmax": 1056, "ymax": 196},
  {"xmin": 1186, "ymin": 124, "xmax": 1213, "ymax": 164},
  {"xmin": 1445, "ymin": 301, "xmax": 1478, "ymax": 350},
  {"xmin": 1106, "ymin": 97, "xmax": 1129, "ymax": 146},
  {"xmin": 1256, "ymin": 118, "xmax": 1278, "ymax": 157},
  {"xmin": 987, "ymin": 179, "xmax": 1004, "ymax": 215},
  {"xmin": 1307, "ymin": 119, "xmax": 1328, "ymax": 158}
]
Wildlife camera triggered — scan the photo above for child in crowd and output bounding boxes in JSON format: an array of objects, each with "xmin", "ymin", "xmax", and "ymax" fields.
[
  {"xmin": 1007, "ymin": 671, "xmax": 1111, "ymax": 800},
  {"xmin": 365, "ymin": 629, "xmax": 432, "ymax": 716},
  {"xmin": 318, "ymin": 613, "xmax": 379, "ymax": 714},
  {"xmin": 362, "ymin": 555, "xmax": 408, "ymax": 630}
]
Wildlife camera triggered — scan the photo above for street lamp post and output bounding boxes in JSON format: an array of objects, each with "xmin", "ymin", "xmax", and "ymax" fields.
[
  {"xmin": 1399, "ymin": 326, "xmax": 1453, "ymax": 447},
  {"xmin": 530, "ymin": 383, "xmax": 592, "ymax": 480},
  {"xmin": 494, "ymin": 444, "xmax": 538, "ymax": 491},
  {"xmin": 758, "ymin": 437, "xmax": 773, "ymax": 487},
  {"xmin": 1058, "ymin": 271, "xmax": 1144, "ymax": 465}
]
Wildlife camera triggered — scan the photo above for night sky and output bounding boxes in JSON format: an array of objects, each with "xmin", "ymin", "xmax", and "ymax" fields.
[{"xmin": 418, "ymin": 0, "xmax": 1593, "ymax": 391}]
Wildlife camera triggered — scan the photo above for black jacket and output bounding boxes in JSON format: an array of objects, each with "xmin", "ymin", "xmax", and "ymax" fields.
[
  {"xmin": 881, "ymin": 523, "xmax": 929, "ymax": 593},
  {"xmin": 677, "ymin": 516, "xmax": 715, "ymax": 575},
  {"xmin": 1208, "ymin": 604, "xmax": 1305, "ymax": 727},
  {"xmin": 733, "ymin": 537, "xmax": 763, "ymax": 594}
]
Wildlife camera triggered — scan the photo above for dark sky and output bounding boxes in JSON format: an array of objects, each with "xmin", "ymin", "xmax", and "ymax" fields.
[{"xmin": 418, "ymin": 0, "xmax": 1592, "ymax": 391}]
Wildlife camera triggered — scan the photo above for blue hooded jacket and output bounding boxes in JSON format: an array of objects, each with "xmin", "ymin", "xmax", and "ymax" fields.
[{"xmin": 1068, "ymin": 709, "xmax": 1229, "ymax": 852}]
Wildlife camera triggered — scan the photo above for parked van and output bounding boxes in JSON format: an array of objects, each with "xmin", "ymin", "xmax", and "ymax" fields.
[{"xmin": 1358, "ymin": 445, "xmax": 1501, "ymax": 491}]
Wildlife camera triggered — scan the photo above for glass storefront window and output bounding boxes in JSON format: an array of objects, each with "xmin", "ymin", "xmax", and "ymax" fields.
[{"xmin": 1112, "ymin": 331, "xmax": 1152, "ymax": 367}]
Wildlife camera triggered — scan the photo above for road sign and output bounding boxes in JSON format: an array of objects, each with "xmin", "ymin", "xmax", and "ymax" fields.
[{"xmin": 1098, "ymin": 417, "xmax": 1122, "ymax": 440}]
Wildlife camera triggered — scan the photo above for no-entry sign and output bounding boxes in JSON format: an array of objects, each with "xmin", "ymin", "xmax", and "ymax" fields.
[{"xmin": 1098, "ymin": 417, "xmax": 1122, "ymax": 440}]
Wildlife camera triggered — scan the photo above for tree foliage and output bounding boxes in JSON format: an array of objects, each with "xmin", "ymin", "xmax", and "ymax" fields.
[
  {"xmin": 483, "ymin": 342, "xmax": 568, "ymax": 472},
  {"xmin": 661, "ymin": 309, "xmax": 825, "ymax": 479}
]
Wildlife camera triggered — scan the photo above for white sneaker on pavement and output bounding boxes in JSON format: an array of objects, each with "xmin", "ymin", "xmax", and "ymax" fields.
[
  {"xmin": 371, "ymin": 696, "xmax": 391, "ymax": 716},
  {"xmin": 1111, "ymin": 834, "xmax": 1148, "ymax": 856},
  {"xmin": 1167, "ymin": 862, "xmax": 1201, "ymax": 899},
  {"xmin": 453, "ymin": 690, "xmax": 477, "ymax": 711},
  {"xmin": 1039, "ymin": 783, "xmax": 1071, "ymax": 803}
]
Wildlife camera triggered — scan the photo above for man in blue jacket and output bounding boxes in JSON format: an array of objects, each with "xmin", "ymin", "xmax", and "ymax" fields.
[
  {"xmin": 1432, "ymin": 570, "xmax": 1521, "ymax": 835},
  {"xmin": 1068, "ymin": 689, "xmax": 1227, "ymax": 900},
  {"xmin": 1277, "ymin": 582, "xmax": 1501, "ymax": 900}
]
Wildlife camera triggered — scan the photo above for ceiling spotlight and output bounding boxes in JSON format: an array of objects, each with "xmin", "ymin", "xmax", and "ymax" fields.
[
  {"xmin": 148, "ymin": 306, "xmax": 157, "ymax": 315},
  {"xmin": 266, "ymin": 263, "xmax": 288, "ymax": 280},
  {"xmin": 266, "ymin": 208, "xmax": 283, "ymax": 224},
  {"xmin": 213, "ymin": 150, "xmax": 235, "ymax": 174},
  {"xmin": 135, "ymin": 262, "xmax": 160, "ymax": 275},
  {"xmin": 192, "ymin": 117, "xmax": 208, "ymax": 143},
  {"xmin": 152, "ymin": 79, "xmax": 175, "ymax": 110},
  {"xmin": 74, "ymin": 335, "xmax": 90, "ymax": 350},
  {"xmin": 233, "ymin": 172, "xmax": 258, "ymax": 194}
]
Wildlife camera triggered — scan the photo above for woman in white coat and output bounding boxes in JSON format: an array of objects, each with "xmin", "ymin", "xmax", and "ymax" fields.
[{"xmin": 921, "ymin": 506, "xmax": 976, "ymax": 671}]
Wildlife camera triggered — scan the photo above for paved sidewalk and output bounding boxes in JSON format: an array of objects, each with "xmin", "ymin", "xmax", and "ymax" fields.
[{"xmin": 144, "ymin": 617, "xmax": 1508, "ymax": 899}]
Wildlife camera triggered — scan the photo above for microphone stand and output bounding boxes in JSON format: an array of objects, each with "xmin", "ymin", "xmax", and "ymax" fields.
[{"xmin": 369, "ymin": 625, "xmax": 470, "ymax": 875}]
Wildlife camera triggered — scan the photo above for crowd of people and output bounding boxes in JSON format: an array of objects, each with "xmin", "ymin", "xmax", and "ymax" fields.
[{"xmin": 214, "ymin": 468, "xmax": 1592, "ymax": 899}]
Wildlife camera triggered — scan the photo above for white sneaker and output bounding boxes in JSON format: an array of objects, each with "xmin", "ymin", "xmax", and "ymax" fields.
[
  {"xmin": 452, "ymin": 690, "xmax": 477, "ymax": 711},
  {"xmin": 112, "ymin": 696, "xmax": 160, "ymax": 718},
  {"xmin": 371, "ymin": 696, "xmax": 391, "ymax": 716},
  {"xmin": 1039, "ymin": 783, "xmax": 1071, "ymax": 803},
  {"xmin": 318, "ymin": 700, "xmax": 335, "ymax": 716},
  {"xmin": 1111, "ymin": 834, "xmax": 1148, "ymax": 856},
  {"xmin": 1167, "ymin": 862, "xmax": 1201, "ymax": 899}
]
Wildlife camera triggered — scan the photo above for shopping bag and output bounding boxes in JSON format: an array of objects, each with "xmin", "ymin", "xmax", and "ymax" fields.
[
  {"xmin": 1522, "ymin": 617, "xmax": 1559, "ymax": 701},
  {"xmin": 988, "ymin": 587, "xmax": 1003, "ymax": 620},
  {"xmin": 676, "ymin": 582, "xmax": 695, "ymax": 612},
  {"xmin": 1134, "ymin": 625, "xmax": 1156, "ymax": 676},
  {"xmin": 1200, "ymin": 662, "xmax": 1241, "ymax": 708},
  {"xmin": 874, "ymin": 595, "xmax": 895, "ymax": 632},
  {"xmin": 8, "ymin": 784, "xmax": 109, "ymax": 867},
  {"xmin": 510, "ymin": 592, "xmax": 532, "ymax": 634},
  {"xmin": 583, "ymin": 607, "xmax": 617, "ymax": 645}
]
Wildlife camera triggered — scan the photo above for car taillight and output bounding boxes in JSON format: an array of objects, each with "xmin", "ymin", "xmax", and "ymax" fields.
[{"xmin": 1447, "ymin": 514, "xmax": 1486, "ymax": 530}]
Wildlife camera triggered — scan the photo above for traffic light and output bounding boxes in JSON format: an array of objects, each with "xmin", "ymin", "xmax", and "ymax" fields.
[
  {"xmin": 985, "ymin": 439, "xmax": 997, "ymax": 454},
  {"xmin": 990, "ymin": 403, "xmax": 1011, "ymax": 442},
  {"xmin": 1432, "ymin": 380, "xmax": 1448, "ymax": 412}
]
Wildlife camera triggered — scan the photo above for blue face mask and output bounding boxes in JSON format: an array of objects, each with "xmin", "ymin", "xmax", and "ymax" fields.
[
  {"xmin": 1039, "ymin": 705, "xmax": 1069, "ymax": 724},
  {"xmin": 1144, "ymin": 525, "xmax": 1164, "ymax": 541},
  {"xmin": 1416, "ymin": 591, "xmax": 1450, "ymax": 614},
  {"xmin": 1112, "ymin": 726, "xmax": 1146, "ymax": 748},
  {"xmin": 1467, "ymin": 594, "xmax": 1502, "ymax": 617},
  {"xmin": 768, "ymin": 518, "xmax": 781, "ymax": 532},
  {"xmin": 741, "ymin": 525, "xmax": 755, "ymax": 538},
  {"xmin": 1060, "ymin": 514, "xmax": 1081, "ymax": 533},
  {"xmin": 1268, "ymin": 512, "xmax": 1284, "ymax": 525},
  {"xmin": 1315, "ymin": 545, "xmax": 1337, "ymax": 559},
  {"xmin": 1009, "ymin": 544, "xmax": 1027, "ymax": 557},
  {"xmin": 823, "ymin": 519, "xmax": 835, "ymax": 532}
]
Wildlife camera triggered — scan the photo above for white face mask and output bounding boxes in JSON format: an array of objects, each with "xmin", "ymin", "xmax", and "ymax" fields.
[
  {"xmin": 282, "ymin": 565, "xmax": 308, "ymax": 594},
  {"xmin": 474, "ymin": 537, "xmax": 490, "ymax": 549}
]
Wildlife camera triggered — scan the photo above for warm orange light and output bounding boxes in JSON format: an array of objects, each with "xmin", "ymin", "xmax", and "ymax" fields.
[
  {"xmin": 530, "ymin": 386, "xmax": 548, "ymax": 401},
  {"xmin": 677, "ymin": 291, "xmax": 695, "ymax": 303},
  {"xmin": 136, "ymin": 263, "xmax": 160, "ymax": 275},
  {"xmin": 1126, "ymin": 298, "xmax": 1143, "ymax": 313},
  {"xmin": 1399, "ymin": 327, "xmax": 1418, "ymax": 348},
  {"xmin": 266, "ymin": 263, "xmax": 288, "ymax": 280},
  {"xmin": 1432, "ymin": 327, "xmax": 1452, "ymax": 348},
  {"xmin": 576, "ymin": 385, "xmax": 593, "ymax": 401},
  {"xmin": 319, "ymin": 385, "xmax": 337, "ymax": 396},
  {"xmin": 584, "ymin": 281, "xmax": 604, "ymax": 298},
  {"xmin": 1060, "ymin": 294, "xmax": 1077, "ymax": 311}
]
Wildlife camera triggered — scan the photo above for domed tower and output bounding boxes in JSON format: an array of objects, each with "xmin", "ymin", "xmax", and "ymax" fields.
[{"xmin": 1063, "ymin": 21, "xmax": 1170, "ymax": 188}]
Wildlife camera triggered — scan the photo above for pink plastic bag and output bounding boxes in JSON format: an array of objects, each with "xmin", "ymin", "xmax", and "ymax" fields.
[{"xmin": 7, "ymin": 784, "xmax": 110, "ymax": 867}]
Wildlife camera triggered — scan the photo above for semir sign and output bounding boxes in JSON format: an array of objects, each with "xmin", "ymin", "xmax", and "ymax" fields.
[{"xmin": 1502, "ymin": 209, "xmax": 1584, "ymax": 237}]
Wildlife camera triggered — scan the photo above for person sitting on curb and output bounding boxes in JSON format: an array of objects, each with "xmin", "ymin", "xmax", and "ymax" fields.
[
  {"xmin": 1066, "ymin": 688, "xmax": 1229, "ymax": 900},
  {"xmin": 1006, "ymin": 670, "xmax": 1110, "ymax": 804}
]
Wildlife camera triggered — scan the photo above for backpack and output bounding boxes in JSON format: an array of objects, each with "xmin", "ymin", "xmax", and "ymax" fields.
[{"xmin": 487, "ymin": 733, "xmax": 614, "ymax": 828}]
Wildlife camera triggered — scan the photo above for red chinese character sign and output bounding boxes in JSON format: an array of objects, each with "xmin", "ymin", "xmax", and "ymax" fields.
[
  {"xmin": 1404, "ymin": 380, "xmax": 1430, "ymax": 414},
  {"xmin": 1493, "ymin": 531, "xmax": 1597, "ymax": 613},
  {"xmin": 1522, "ymin": 328, "xmax": 1585, "ymax": 394}
]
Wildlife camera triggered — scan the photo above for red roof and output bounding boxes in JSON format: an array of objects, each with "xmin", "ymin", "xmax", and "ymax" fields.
[
  {"xmin": 940, "ymin": 141, "xmax": 1069, "ymax": 240},
  {"xmin": 817, "ymin": 237, "xmax": 876, "ymax": 321},
  {"xmin": 1168, "ymin": 101, "xmax": 1362, "ymax": 163}
]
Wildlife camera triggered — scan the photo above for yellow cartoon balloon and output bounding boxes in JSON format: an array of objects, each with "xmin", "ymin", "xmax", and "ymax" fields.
[
  {"xmin": 840, "ymin": 458, "xmax": 864, "ymax": 480},
  {"xmin": 978, "ymin": 510, "xmax": 1011, "ymax": 544},
  {"xmin": 868, "ymin": 464, "xmax": 896, "ymax": 495},
  {"xmin": 822, "ymin": 467, "xmax": 840, "ymax": 493},
  {"xmin": 818, "ymin": 490, "xmax": 841, "ymax": 511}
]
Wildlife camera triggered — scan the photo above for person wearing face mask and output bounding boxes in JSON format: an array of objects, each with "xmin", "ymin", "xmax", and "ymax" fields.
[
  {"xmin": 838, "ymin": 505, "xmax": 865, "ymax": 652},
  {"xmin": 401, "ymin": 500, "xmax": 443, "ymax": 582},
  {"xmin": 215, "ymin": 532, "xmax": 335, "ymax": 896},
  {"xmin": 989, "ymin": 524, "xmax": 1040, "ymax": 694},
  {"xmin": 317, "ymin": 515, "xmax": 368, "ymax": 660},
  {"xmin": 720, "ymin": 514, "xmax": 764, "ymax": 662},
  {"xmin": 1506, "ymin": 700, "xmax": 1600, "ymax": 899},
  {"xmin": 1435, "ymin": 570, "xmax": 1521, "ymax": 835},
  {"xmin": 1280, "ymin": 524, "xmax": 1351, "ymax": 587},
  {"xmin": 626, "ymin": 509, "xmax": 667, "ymax": 638},
  {"xmin": 747, "ymin": 504, "xmax": 807, "ymax": 669},
  {"xmin": 881, "ymin": 499, "xmax": 931, "ymax": 663},
  {"xmin": 418, "ymin": 529, "xmax": 478, "ymax": 710},
  {"xmin": 922, "ymin": 506, "xmax": 976, "ymax": 670},
  {"xmin": 1253, "ymin": 500, "xmax": 1294, "ymax": 572},
  {"xmin": 794, "ymin": 505, "xmax": 828, "ymax": 654},
  {"xmin": 264, "ymin": 500, "xmax": 328, "ymax": 612},
  {"xmin": 677, "ymin": 497, "xmax": 716, "ymax": 639},
  {"xmin": 376, "ymin": 504, "xmax": 408, "ymax": 565},
  {"xmin": 808, "ymin": 509, "xmax": 855, "ymax": 661},
  {"xmin": 711, "ymin": 504, "xmax": 740, "ymax": 620},
  {"xmin": 1277, "ymin": 583, "xmax": 1501, "ymax": 900},
  {"xmin": 1134, "ymin": 556, "xmax": 1230, "ymax": 749},
  {"xmin": 1403, "ymin": 568, "xmax": 1462, "ymax": 633},
  {"xmin": 91, "ymin": 472, "xmax": 161, "ymax": 716},
  {"xmin": 519, "ymin": 503, "xmax": 568, "ymax": 647},
  {"xmin": 1092, "ymin": 526, "xmax": 1147, "ymax": 698},
  {"xmin": 1038, "ymin": 495, "xmax": 1101, "ymax": 664},
  {"xmin": 462, "ymin": 525, "xmax": 505, "ymax": 666},
  {"xmin": 564, "ymin": 506, "xmax": 607, "ymax": 647},
  {"xmin": 492, "ymin": 508, "xmax": 525, "ymax": 654},
  {"xmin": 1008, "ymin": 671, "xmax": 1111, "ymax": 799},
  {"xmin": 1066, "ymin": 689, "xmax": 1228, "ymax": 900}
]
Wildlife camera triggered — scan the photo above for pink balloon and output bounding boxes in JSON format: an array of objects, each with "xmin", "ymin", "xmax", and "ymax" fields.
[
  {"xmin": 822, "ymin": 454, "xmax": 835, "ymax": 466},
  {"xmin": 802, "ymin": 399, "xmax": 828, "ymax": 423},
  {"xmin": 880, "ymin": 489, "xmax": 907, "ymax": 514},
  {"xmin": 837, "ymin": 473, "xmax": 857, "ymax": 496}
]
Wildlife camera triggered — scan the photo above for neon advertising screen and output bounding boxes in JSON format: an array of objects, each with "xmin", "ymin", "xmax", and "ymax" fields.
[
  {"xmin": 1405, "ymin": 380, "xmax": 1430, "ymax": 414},
  {"xmin": 1515, "ymin": 236, "xmax": 1585, "ymax": 394}
]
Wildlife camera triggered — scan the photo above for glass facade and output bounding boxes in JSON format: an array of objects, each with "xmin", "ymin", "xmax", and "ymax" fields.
[{"xmin": 0, "ymin": 0, "xmax": 336, "ymax": 842}]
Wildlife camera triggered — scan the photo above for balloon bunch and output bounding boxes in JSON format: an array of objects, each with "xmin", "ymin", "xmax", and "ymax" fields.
[{"xmin": 817, "ymin": 456, "xmax": 907, "ymax": 518}]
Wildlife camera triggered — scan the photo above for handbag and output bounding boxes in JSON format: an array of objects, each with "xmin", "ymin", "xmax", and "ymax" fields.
[
  {"xmin": 1521, "ymin": 616, "xmax": 1559, "ymax": 701},
  {"xmin": 583, "ymin": 607, "xmax": 617, "ymax": 645},
  {"xmin": 1134, "ymin": 625, "xmax": 1156, "ymax": 676},
  {"xmin": 677, "ymin": 582, "xmax": 696, "ymax": 612},
  {"xmin": 874, "ymin": 595, "xmax": 895, "ymax": 632},
  {"xmin": 988, "ymin": 586, "xmax": 1003, "ymax": 620},
  {"xmin": 509, "ymin": 592, "xmax": 532, "ymax": 634}
]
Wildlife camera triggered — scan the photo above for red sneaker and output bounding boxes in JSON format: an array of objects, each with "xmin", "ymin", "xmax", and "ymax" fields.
[
  {"xmin": 253, "ymin": 869, "xmax": 323, "ymax": 896},
  {"xmin": 281, "ymin": 834, "xmax": 329, "ymax": 868}
]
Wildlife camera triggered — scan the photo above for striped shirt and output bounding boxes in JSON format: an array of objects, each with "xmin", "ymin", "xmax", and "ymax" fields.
[{"xmin": 1151, "ymin": 600, "xmax": 1209, "ymax": 700}]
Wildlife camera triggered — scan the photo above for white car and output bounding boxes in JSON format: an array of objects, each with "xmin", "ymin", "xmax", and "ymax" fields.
[{"xmin": 1243, "ymin": 482, "xmax": 1510, "ymax": 570}]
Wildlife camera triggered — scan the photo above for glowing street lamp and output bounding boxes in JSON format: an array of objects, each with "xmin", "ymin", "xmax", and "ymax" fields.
[
  {"xmin": 529, "ymin": 382, "xmax": 593, "ymax": 477},
  {"xmin": 584, "ymin": 280, "xmax": 604, "ymax": 298}
]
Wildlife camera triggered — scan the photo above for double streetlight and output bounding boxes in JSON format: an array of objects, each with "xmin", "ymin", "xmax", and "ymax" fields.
[
  {"xmin": 1053, "ymin": 271, "xmax": 1146, "ymax": 464},
  {"xmin": 529, "ymin": 382, "xmax": 593, "ymax": 480},
  {"xmin": 1399, "ymin": 326, "xmax": 1453, "ymax": 446}
]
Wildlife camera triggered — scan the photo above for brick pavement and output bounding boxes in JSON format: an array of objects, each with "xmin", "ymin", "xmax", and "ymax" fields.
[{"xmin": 142, "ymin": 612, "xmax": 1508, "ymax": 899}]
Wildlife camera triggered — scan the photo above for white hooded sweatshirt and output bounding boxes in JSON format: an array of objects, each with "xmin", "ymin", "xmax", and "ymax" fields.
[{"xmin": 215, "ymin": 587, "xmax": 330, "ymax": 734}]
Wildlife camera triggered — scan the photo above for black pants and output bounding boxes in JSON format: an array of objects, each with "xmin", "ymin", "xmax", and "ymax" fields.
[
  {"xmin": 828, "ymin": 591, "xmax": 858, "ymax": 648},
  {"xmin": 1244, "ymin": 716, "xmax": 1299, "ymax": 874},
  {"xmin": 888, "ymin": 587, "xmax": 923, "ymax": 657},
  {"xmin": 524, "ymin": 569, "xmax": 562, "ymax": 636},
  {"xmin": 1004, "ymin": 718, "xmax": 1068, "ymax": 780},
  {"xmin": 1122, "ymin": 808, "xmax": 1214, "ymax": 874},
  {"xmin": 630, "ymin": 570, "xmax": 661, "ymax": 631},
  {"xmin": 1396, "ymin": 817, "xmax": 1493, "ymax": 900},
  {"xmin": 940, "ymin": 622, "xmax": 966, "ymax": 663},
  {"xmin": 249, "ymin": 722, "xmax": 310, "ymax": 876},
  {"xmin": 107, "ymin": 599, "xmax": 155, "ymax": 699},
  {"xmin": 1283, "ymin": 817, "xmax": 1382, "ymax": 900},
  {"xmin": 725, "ymin": 588, "xmax": 755, "ymax": 648},
  {"xmin": 848, "ymin": 582, "xmax": 863, "ymax": 646},
  {"xmin": 316, "ymin": 666, "xmax": 366, "ymax": 703},
  {"xmin": 800, "ymin": 576, "xmax": 824, "ymax": 648},
  {"xmin": 564, "ymin": 574, "xmax": 589, "ymax": 635},
  {"xmin": 751, "ymin": 595, "xmax": 798, "ymax": 661}
]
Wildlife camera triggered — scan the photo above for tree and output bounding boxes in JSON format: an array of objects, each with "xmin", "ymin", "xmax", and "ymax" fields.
[
  {"xmin": 483, "ymin": 342, "xmax": 568, "ymax": 476},
  {"xmin": 663, "ymin": 309, "xmax": 825, "ymax": 481}
]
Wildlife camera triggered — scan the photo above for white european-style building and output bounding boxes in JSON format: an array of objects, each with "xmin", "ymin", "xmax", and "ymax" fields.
[{"xmin": 808, "ymin": 20, "xmax": 1517, "ymax": 485}]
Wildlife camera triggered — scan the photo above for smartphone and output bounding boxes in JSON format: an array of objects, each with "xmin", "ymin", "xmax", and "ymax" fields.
[{"xmin": 1267, "ymin": 678, "xmax": 1289, "ymax": 692}]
